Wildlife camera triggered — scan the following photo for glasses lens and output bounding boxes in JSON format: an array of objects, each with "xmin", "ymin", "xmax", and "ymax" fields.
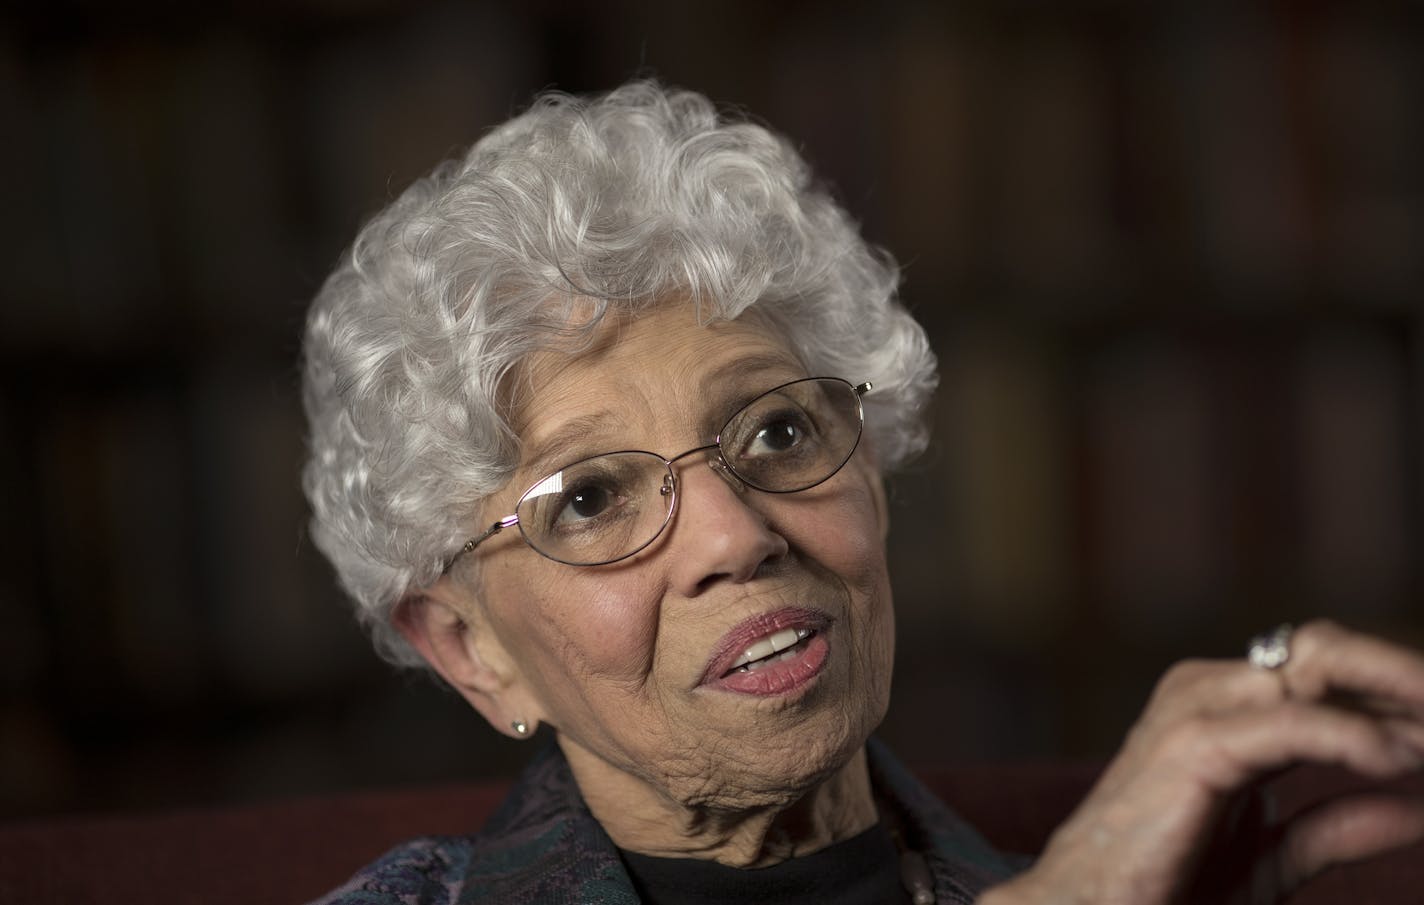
[
  {"xmin": 718, "ymin": 378, "xmax": 864, "ymax": 493},
  {"xmin": 516, "ymin": 451, "xmax": 675, "ymax": 566}
]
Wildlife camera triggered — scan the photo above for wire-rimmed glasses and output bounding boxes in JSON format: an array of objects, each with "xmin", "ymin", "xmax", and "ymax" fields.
[{"xmin": 445, "ymin": 377, "xmax": 871, "ymax": 569}]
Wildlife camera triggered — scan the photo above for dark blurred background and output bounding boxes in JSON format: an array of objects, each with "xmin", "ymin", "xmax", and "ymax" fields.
[{"xmin": 3, "ymin": 1, "xmax": 1422, "ymax": 820}]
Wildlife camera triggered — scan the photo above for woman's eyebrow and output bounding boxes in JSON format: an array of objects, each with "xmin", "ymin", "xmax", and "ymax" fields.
[
  {"xmin": 520, "ymin": 412, "xmax": 622, "ymax": 478},
  {"xmin": 699, "ymin": 355, "xmax": 808, "ymax": 416},
  {"xmin": 705, "ymin": 352, "xmax": 804, "ymax": 385}
]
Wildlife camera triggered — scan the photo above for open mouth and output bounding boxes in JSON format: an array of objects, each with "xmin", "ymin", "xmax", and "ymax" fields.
[
  {"xmin": 723, "ymin": 627, "xmax": 816, "ymax": 676},
  {"xmin": 700, "ymin": 608, "xmax": 832, "ymax": 696}
]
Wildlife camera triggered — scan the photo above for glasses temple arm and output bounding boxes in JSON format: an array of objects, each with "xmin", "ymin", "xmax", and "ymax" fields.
[{"xmin": 443, "ymin": 514, "xmax": 519, "ymax": 574}]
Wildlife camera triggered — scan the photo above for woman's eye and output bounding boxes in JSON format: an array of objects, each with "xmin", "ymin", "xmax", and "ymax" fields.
[
  {"xmin": 752, "ymin": 419, "xmax": 801, "ymax": 453},
  {"xmin": 742, "ymin": 409, "xmax": 816, "ymax": 457},
  {"xmin": 558, "ymin": 482, "xmax": 617, "ymax": 524}
]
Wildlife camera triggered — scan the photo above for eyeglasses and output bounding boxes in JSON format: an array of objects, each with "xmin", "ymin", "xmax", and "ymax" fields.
[{"xmin": 446, "ymin": 377, "xmax": 871, "ymax": 569}]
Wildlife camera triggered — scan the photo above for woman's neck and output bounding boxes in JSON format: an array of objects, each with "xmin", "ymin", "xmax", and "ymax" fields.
[{"xmin": 558, "ymin": 735, "xmax": 878, "ymax": 868}]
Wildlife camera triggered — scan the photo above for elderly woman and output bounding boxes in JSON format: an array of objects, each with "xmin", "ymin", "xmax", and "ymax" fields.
[{"xmin": 302, "ymin": 82, "xmax": 1424, "ymax": 904}]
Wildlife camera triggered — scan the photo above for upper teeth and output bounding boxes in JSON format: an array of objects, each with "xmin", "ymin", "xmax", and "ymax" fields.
[{"xmin": 729, "ymin": 627, "xmax": 810, "ymax": 669}]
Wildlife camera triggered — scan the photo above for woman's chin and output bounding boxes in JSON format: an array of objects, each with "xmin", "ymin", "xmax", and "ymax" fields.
[{"xmin": 667, "ymin": 729, "xmax": 866, "ymax": 812}]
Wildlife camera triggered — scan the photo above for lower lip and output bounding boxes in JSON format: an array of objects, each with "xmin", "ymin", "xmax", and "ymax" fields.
[{"xmin": 706, "ymin": 632, "xmax": 830, "ymax": 696}]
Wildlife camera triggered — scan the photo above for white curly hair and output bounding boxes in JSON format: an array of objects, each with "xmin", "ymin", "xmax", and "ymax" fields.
[{"xmin": 301, "ymin": 81, "xmax": 938, "ymax": 667}]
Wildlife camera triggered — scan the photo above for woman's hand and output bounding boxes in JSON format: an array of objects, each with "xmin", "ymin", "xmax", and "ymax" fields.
[{"xmin": 980, "ymin": 620, "xmax": 1424, "ymax": 905}]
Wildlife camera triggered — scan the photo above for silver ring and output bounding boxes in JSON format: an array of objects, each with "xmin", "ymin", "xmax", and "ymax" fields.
[{"xmin": 1247, "ymin": 624, "xmax": 1293, "ymax": 670}]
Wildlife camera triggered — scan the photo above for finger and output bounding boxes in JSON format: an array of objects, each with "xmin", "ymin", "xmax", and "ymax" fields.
[
  {"xmin": 1305, "ymin": 701, "xmax": 1424, "ymax": 759},
  {"xmin": 1322, "ymin": 689, "xmax": 1420, "ymax": 719},
  {"xmin": 1165, "ymin": 702, "xmax": 1424, "ymax": 793},
  {"xmin": 1276, "ymin": 793, "xmax": 1424, "ymax": 893},
  {"xmin": 1136, "ymin": 626, "xmax": 1424, "ymax": 738},
  {"xmin": 1140, "ymin": 659, "xmax": 1285, "ymax": 725},
  {"xmin": 1285, "ymin": 621, "xmax": 1424, "ymax": 711},
  {"xmin": 1139, "ymin": 659, "xmax": 1424, "ymax": 743},
  {"xmin": 1383, "ymin": 713, "xmax": 1424, "ymax": 758}
]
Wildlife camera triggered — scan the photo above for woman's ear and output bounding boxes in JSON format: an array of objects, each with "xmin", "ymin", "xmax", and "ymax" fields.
[{"xmin": 393, "ymin": 579, "xmax": 543, "ymax": 738}]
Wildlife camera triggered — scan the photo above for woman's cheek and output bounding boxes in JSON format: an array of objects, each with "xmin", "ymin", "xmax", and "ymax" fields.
[
  {"xmin": 816, "ymin": 492, "xmax": 888, "ymax": 586},
  {"xmin": 548, "ymin": 575, "xmax": 663, "ymax": 681}
]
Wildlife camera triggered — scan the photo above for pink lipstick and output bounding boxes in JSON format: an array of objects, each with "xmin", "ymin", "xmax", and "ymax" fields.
[{"xmin": 699, "ymin": 607, "xmax": 832, "ymax": 696}]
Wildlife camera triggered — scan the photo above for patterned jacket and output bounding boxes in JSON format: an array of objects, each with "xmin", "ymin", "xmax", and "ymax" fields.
[{"xmin": 310, "ymin": 738, "xmax": 1026, "ymax": 904}]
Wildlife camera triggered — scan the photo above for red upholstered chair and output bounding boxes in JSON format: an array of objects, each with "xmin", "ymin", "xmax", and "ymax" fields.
[{"xmin": 0, "ymin": 763, "xmax": 1418, "ymax": 904}]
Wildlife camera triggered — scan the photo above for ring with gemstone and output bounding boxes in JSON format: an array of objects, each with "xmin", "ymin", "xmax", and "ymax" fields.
[{"xmin": 1247, "ymin": 624, "xmax": 1294, "ymax": 671}]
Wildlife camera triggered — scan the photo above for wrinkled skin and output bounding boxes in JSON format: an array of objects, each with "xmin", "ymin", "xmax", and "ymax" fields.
[{"xmin": 401, "ymin": 305, "xmax": 894, "ymax": 866}]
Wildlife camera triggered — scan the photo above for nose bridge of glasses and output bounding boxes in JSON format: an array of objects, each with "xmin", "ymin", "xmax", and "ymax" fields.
[
  {"xmin": 665, "ymin": 442, "xmax": 720, "ymax": 471},
  {"xmin": 665, "ymin": 442, "xmax": 744, "ymax": 493}
]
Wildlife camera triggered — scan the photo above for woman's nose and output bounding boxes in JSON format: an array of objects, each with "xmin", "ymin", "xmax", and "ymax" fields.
[{"xmin": 665, "ymin": 457, "xmax": 789, "ymax": 597}]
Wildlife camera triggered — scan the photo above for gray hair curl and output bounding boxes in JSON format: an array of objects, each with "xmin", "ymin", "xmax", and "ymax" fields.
[{"xmin": 301, "ymin": 81, "xmax": 937, "ymax": 667}]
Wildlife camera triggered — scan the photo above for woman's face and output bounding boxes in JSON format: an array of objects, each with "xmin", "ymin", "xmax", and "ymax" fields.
[{"xmin": 447, "ymin": 304, "xmax": 894, "ymax": 811}]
